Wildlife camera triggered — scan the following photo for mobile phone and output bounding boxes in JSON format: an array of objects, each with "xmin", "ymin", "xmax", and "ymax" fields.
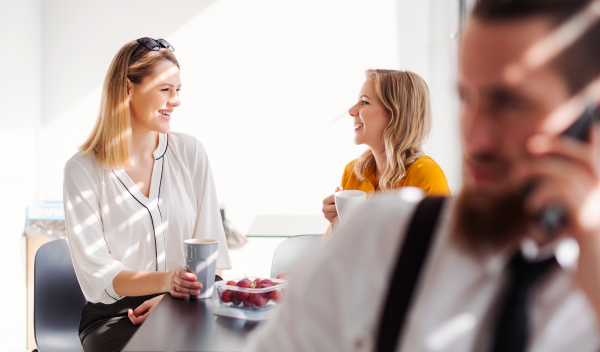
[{"xmin": 538, "ymin": 104, "xmax": 599, "ymax": 235}]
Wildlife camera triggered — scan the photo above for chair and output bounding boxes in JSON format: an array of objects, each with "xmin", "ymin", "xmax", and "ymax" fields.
[
  {"xmin": 270, "ymin": 235, "xmax": 324, "ymax": 278},
  {"xmin": 34, "ymin": 239, "xmax": 86, "ymax": 352}
]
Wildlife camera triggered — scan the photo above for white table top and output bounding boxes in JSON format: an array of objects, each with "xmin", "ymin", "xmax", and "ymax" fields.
[{"xmin": 245, "ymin": 214, "xmax": 329, "ymax": 237}]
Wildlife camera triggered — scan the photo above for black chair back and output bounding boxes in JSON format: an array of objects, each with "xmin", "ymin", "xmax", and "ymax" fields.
[
  {"xmin": 34, "ymin": 239, "xmax": 86, "ymax": 352},
  {"xmin": 270, "ymin": 235, "xmax": 323, "ymax": 278}
]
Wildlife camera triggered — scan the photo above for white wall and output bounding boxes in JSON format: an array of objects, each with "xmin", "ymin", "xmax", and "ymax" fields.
[
  {"xmin": 427, "ymin": 0, "xmax": 462, "ymax": 192},
  {"xmin": 0, "ymin": 1, "xmax": 461, "ymax": 349},
  {"xmin": 0, "ymin": 0, "xmax": 42, "ymax": 350},
  {"xmin": 40, "ymin": 0, "xmax": 462, "ymax": 234}
]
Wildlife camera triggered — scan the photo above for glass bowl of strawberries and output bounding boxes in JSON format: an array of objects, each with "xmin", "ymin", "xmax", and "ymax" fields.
[{"xmin": 215, "ymin": 277, "xmax": 287, "ymax": 313}]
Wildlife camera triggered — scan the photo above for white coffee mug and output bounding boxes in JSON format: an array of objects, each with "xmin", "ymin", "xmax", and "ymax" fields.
[{"xmin": 334, "ymin": 190, "xmax": 367, "ymax": 225}]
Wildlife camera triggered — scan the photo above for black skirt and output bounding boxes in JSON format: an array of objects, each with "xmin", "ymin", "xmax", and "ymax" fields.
[{"xmin": 78, "ymin": 294, "xmax": 162, "ymax": 352}]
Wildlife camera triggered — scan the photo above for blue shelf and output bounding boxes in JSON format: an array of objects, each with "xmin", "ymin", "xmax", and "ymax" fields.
[{"xmin": 26, "ymin": 201, "xmax": 64, "ymax": 221}]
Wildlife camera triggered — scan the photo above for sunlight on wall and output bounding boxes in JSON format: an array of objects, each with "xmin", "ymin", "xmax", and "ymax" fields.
[
  {"xmin": 0, "ymin": 129, "xmax": 37, "ymax": 351},
  {"xmin": 0, "ymin": 1, "xmax": 462, "ymax": 348},
  {"xmin": 39, "ymin": 0, "xmax": 461, "ymax": 236},
  {"xmin": 169, "ymin": 0, "xmax": 400, "ymax": 231},
  {"xmin": 0, "ymin": 0, "xmax": 41, "ymax": 349}
]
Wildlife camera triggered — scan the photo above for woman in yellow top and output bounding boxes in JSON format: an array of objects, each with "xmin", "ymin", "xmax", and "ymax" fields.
[{"xmin": 322, "ymin": 69, "xmax": 450, "ymax": 235}]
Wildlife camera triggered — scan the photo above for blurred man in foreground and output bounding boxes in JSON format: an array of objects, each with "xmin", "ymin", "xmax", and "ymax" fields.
[{"xmin": 245, "ymin": 0, "xmax": 600, "ymax": 351}]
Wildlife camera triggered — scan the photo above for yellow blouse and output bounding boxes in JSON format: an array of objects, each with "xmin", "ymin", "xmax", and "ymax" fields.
[
  {"xmin": 341, "ymin": 156, "xmax": 450, "ymax": 196},
  {"xmin": 324, "ymin": 156, "xmax": 450, "ymax": 239}
]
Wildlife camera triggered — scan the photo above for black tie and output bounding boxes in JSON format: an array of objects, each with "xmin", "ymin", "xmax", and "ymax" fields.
[{"xmin": 491, "ymin": 252, "xmax": 557, "ymax": 352}]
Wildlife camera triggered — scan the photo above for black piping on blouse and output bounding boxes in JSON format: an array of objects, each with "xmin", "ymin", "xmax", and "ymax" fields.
[
  {"xmin": 105, "ymin": 289, "xmax": 118, "ymax": 301},
  {"xmin": 112, "ymin": 171, "xmax": 159, "ymax": 272},
  {"xmin": 110, "ymin": 133, "xmax": 170, "ymax": 275},
  {"xmin": 155, "ymin": 133, "xmax": 169, "ymax": 160},
  {"xmin": 157, "ymin": 153, "xmax": 167, "ymax": 271}
]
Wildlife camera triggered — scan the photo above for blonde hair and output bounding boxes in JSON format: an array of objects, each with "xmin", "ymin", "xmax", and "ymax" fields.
[
  {"xmin": 80, "ymin": 40, "xmax": 179, "ymax": 169},
  {"xmin": 353, "ymin": 69, "xmax": 432, "ymax": 191}
]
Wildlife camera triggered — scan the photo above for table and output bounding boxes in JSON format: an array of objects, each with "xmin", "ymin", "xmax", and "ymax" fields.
[
  {"xmin": 245, "ymin": 214, "xmax": 328, "ymax": 237},
  {"xmin": 123, "ymin": 294, "xmax": 260, "ymax": 351}
]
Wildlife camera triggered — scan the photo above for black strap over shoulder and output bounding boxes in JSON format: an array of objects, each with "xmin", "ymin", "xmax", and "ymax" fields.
[{"xmin": 376, "ymin": 197, "xmax": 447, "ymax": 352}]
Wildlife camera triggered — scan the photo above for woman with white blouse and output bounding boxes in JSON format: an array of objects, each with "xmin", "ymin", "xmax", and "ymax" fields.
[{"xmin": 63, "ymin": 38, "xmax": 231, "ymax": 352}]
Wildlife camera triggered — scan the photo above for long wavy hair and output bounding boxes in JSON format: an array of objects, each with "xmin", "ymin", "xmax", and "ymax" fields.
[
  {"xmin": 353, "ymin": 69, "xmax": 432, "ymax": 191},
  {"xmin": 79, "ymin": 40, "xmax": 179, "ymax": 169}
]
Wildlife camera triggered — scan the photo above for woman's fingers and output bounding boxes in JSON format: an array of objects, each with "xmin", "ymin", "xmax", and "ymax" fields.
[
  {"xmin": 323, "ymin": 202, "xmax": 338, "ymax": 222},
  {"xmin": 322, "ymin": 204, "xmax": 337, "ymax": 214},
  {"xmin": 323, "ymin": 187, "xmax": 342, "ymax": 206},
  {"xmin": 170, "ymin": 287, "xmax": 188, "ymax": 299},
  {"xmin": 169, "ymin": 266, "xmax": 203, "ymax": 298},
  {"xmin": 324, "ymin": 212, "xmax": 338, "ymax": 220},
  {"xmin": 322, "ymin": 189, "xmax": 342, "ymax": 222},
  {"xmin": 128, "ymin": 309, "xmax": 138, "ymax": 324},
  {"xmin": 174, "ymin": 277, "xmax": 202, "ymax": 291},
  {"xmin": 173, "ymin": 266, "xmax": 201, "ymax": 289},
  {"xmin": 130, "ymin": 310, "xmax": 149, "ymax": 325},
  {"xmin": 323, "ymin": 205, "xmax": 338, "ymax": 222},
  {"xmin": 174, "ymin": 276, "xmax": 201, "ymax": 290},
  {"xmin": 173, "ymin": 282, "xmax": 200, "ymax": 295},
  {"xmin": 276, "ymin": 271, "xmax": 289, "ymax": 280},
  {"xmin": 175, "ymin": 266, "xmax": 197, "ymax": 282},
  {"xmin": 322, "ymin": 194, "xmax": 335, "ymax": 206},
  {"xmin": 131, "ymin": 295, "xmax": 165, "ymax": 324},
  {"xmin": 133, "ymin": 301, "xmax": 151, "ymax": 316},
  {"xmin": 128, "ymin": 308, "xmax": 146, "ymax": 325}
]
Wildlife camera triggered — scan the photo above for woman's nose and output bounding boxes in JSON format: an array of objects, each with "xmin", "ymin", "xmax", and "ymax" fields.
[
  {"xmin": 348, "ymin": 102, "xmax": 359, "ymax": 117},
  {"xmin": 169, "ymin": 92, "xmax": 180, "ymax": 107}
]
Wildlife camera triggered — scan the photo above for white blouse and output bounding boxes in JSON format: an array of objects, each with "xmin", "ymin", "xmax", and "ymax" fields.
[{"xmin": 63, "ymin": 132, "xmax": 231, "ymax": 304}]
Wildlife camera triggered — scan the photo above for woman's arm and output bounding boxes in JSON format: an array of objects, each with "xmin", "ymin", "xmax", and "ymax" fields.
[
  {"xmin": 113, "ymin": 266, "xmax": 202, "ymax": 299},
  {"xmin": 113, "ymin": 270, "xmax": 169, "ymax": 297},
  {"xmin": 64, "ymin": 158, "xmax": 130, "ymax": 303}
]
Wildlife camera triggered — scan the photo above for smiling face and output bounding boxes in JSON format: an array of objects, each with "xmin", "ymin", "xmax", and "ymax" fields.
[
  {"xmin": 128, "ymin": 59, "xmax": 181, "ymax": 134},
  {"xmin": 348, "ymin": 79, "xmax": 391, "ymax": 153}
]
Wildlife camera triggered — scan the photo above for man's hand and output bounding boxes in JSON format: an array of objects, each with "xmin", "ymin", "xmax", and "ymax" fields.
[
  {"xmin": 516, "ymin": 124, "xmax": 600, "ymax": 321},
  {"xmin": 517, "ymin": 125, "xmax": 600, "ymax": 236}
]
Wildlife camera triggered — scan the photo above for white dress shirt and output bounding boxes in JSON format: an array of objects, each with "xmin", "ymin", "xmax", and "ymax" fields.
[
  {"xmin": 63, "ymin": 132, "xmax": 231, "ymax": 304},
  {"xmin": 244, "ymin": 190, "xmax": 599, "ymax": 352}
]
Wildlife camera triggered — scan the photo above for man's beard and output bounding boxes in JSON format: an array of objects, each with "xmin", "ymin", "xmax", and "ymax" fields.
[
  {"xmin": 455, "ymin": 154, "xmax": 533, "ymax": 252},
  {"xmin": 454, "ymin": 186, "xmax": 532, "ymax": 252}
]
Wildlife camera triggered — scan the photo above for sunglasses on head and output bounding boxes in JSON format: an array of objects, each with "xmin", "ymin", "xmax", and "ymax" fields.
[{"xmin": 131, "ymin": 37, "xmax": 175, "ymax": 58}]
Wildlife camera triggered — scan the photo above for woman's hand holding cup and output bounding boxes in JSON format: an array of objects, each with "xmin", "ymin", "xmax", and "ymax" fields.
[
  {"xmin": 166, "ymin": 266, "xmax": 202, "ymax": 299},
  {"xmin": 322, "ymin": 187, "xmax": 343, "ymax": 224}
]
